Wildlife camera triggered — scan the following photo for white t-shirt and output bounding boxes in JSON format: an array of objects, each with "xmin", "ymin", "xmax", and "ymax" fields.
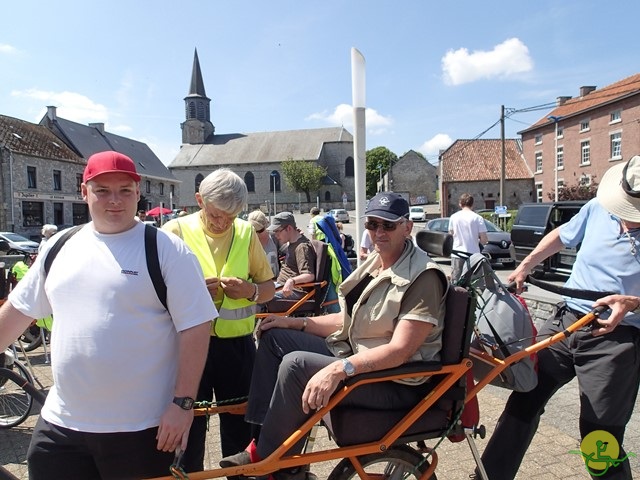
[
  {"xmin": 449, "ymin": 209, "xmax": 487, "ymax": 257},
  {"xmin": 9, "ymin": 222, "xmax": 216, "ymax": 433},
  {"xmin": 360, "ymin": 229, "xmax": 374, "ymax": 252}
]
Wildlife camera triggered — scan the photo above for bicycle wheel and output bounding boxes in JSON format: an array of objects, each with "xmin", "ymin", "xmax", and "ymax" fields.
[
  {"xmin": 17, "ymin": 325, "xmax": 44, "ymax": 352},
  {"xmin": 0, "ymin": 362, "xmax": 34, "ymax": 428},
  {"xmin": 327, "ymin": 445, "xmax": 437, "ymax": 480}
]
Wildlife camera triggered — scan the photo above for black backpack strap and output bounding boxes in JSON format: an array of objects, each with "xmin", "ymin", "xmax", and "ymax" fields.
[
  {"xmin": 144, "ymin": 224, "xmax": 168, "ymax": 311},
  {"xmin": 44, "ymin": 225, "xmax": 84, "ymax": 276},
  {"xmin": 526, "ymin": 275, "xmax": 616, "ymax": 301}
]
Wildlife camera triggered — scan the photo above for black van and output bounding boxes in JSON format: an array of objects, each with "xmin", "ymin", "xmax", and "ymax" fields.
[{"xmin": 510, "ymin": 201, "xmax": 586, "ymax": 277}]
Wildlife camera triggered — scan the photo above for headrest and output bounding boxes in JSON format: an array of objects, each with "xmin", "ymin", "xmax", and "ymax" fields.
[{"xmin": 416, "ymin": 230, "xmax": 453, "ymax": 257}]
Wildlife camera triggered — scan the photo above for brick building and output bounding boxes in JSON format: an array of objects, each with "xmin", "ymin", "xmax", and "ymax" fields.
[{"xmin": 519, "ymin": 73, "xmax": 640, "ymax": 202}]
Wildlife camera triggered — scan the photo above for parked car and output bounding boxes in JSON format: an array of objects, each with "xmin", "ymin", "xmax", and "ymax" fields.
[
  {"xmin": 510, "ymin": 201, "xmax": 586, "ymax": 278},
  {"xmin": 424, "ymin": 217, "xmax": 516, "ymax": 267},
  {"xmin": 409, "ymin": 206, "xmax": 426, "ymax": 222},
  {"xmin": 0, "ymin": 232, "xmax": 40, "ymax": 254},
  {"xmin": 328, "ymin": 208, "xmax": 350, "ymax": 223}
]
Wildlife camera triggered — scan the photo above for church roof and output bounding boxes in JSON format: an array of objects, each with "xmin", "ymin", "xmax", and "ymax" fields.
[{"xmin": 170, "ymin": 127, "xmax": 353, "ymax": 168}]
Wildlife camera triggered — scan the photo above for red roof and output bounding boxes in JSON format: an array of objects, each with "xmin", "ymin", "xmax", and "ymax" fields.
[
  {"xmin": 524, "ymin": 73, "xmax": 640, "ymax": 132},
  {"xmin": 441, "ymin": 138, "xmax": 531, "ymax": 182}
]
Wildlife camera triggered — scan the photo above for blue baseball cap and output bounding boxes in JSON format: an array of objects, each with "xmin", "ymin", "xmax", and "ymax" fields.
[{"xmin": 365, "ymin": 192, "xmax": 409, "ymax": 221}]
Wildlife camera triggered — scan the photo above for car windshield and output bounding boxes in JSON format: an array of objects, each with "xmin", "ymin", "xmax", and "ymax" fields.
[
  {"xmin": 411, "ymin": 207, "xmax": 423, "ymax": 212},
  {"xmin": 1, "ymin": 233, "xmax": 31, "ymax": 242},
  {"xmin": 483, "ymin": 220, "xmax": 502, "ymax": 233}
]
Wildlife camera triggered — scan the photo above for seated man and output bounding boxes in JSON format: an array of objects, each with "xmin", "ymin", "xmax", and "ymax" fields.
[
  {"xmin": 222, "ymin": 192, "xmax": 448, "ymax": 480},
  {"xmin": 263, "ymin": 212, "xmax": 316, "ymax": 313}
]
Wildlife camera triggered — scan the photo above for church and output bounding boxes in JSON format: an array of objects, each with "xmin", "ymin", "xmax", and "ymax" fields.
[{"xmin": 168, "ymin": 50, "xmax": 356, "ymax": 213}]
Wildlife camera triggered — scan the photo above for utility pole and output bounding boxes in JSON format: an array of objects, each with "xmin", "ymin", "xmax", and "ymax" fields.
[{"xmin": 500, "ymin": 105, "xmax": 506, "ymax": 209}]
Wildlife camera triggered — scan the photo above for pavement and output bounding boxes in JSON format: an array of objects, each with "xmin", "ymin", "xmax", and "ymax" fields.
[{"xmin": 2, "ymin": 210, "xmax": 640, "ymax": 478}]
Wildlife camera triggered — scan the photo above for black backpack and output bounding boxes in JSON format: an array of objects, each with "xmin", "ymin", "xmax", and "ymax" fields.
[{"xmin": 44, "ymin": 224, "xmax": 167, "ymax": 310}]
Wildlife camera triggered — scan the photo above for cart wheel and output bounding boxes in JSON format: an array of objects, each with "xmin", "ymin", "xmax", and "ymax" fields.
[
  {"xmin": 327, "ymin": 445, "xmax": 437, "ymax": 480},
  {"xmin": 17, "ymin": 325, "xmax": 44, "ymax": 352}
]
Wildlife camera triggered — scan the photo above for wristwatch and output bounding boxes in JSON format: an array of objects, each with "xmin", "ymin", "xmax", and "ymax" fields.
[
  {"xmin": 249, "ymin": 283, "xmax": 260, "ymax": 302},
  {"xmin": 342, "ymin": 358, "xmax": 356, "ymax": 377},
  {"xmin": 173, "ymin": 396, "xmax": 195, "ymax": 410}
]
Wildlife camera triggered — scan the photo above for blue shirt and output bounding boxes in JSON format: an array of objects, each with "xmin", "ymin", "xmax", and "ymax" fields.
[{"xmin": 560, "ymin": 198, "xmax": 640, "ymax": 328}]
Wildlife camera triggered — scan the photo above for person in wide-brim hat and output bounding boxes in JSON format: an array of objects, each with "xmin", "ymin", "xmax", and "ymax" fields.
[{"xmin": 597, "ymin": 154, "xmax": 640, "ymax": 222}]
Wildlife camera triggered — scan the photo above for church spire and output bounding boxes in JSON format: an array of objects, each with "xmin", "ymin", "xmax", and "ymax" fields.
[{"xmin": 182, "ymin": 48, "xmax": 214, "ymax": 144}]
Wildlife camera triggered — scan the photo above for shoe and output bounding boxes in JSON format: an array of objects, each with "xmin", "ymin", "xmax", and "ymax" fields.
[
  {"xmin": 220, "ymin": 450, "xmax": 252, "ymax": 469},
  {"xmin": 272, "ymin": 466, "xmax": 317, "ymax": 480}
]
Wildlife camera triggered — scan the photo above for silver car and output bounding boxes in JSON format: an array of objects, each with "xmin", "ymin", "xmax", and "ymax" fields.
[
  {"xmin": 0, "ymin": 232, "xmax": 40, "ymax": 254},
  {"xmin": 424, "ymin": 217, "xmax": 516, "ymax": 267},
  {"xmin": 328, "ymin": 209, "xmax": 350, "ymax": 223}
]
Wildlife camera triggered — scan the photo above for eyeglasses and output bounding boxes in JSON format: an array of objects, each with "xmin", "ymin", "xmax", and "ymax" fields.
[
  {"xmin": 364, "ymin": 220, "xmax": 403, "ymax": 231},
  {"xmin": 255, "ymin": 228, "xmax": 265, "ymax": 234}
]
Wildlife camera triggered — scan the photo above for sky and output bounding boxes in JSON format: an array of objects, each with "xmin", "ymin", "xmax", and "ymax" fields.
[{"xmin": 2, "ymin": 1, "xmax": 639, "ymax": 167}]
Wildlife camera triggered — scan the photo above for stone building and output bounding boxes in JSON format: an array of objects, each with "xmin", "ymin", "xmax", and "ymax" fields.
[
  {"xmin": 0, "ymin": 114, "xmax": 86, "ymax": 239},
  {"xmin": 169, "ymin": 50, "xmax": 355, "ymax": 213},
  {"xmin": 381, "ymin": 150, "xmax": 438, "ymax": 205},
  {"xmin": 440, "ymin": 139, "xmax": 533, "ymax": 216},
  {"xmin": 40, "ymin": 106, "xmax": 179, "ymax": 212}
]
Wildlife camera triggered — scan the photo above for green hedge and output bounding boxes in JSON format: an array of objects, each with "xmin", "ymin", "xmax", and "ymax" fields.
[{"xmin": 479, "ymin": 210, "xmax": 517, "ymax": 232}]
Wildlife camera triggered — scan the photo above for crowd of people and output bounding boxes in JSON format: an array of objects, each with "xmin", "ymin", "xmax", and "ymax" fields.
[{"xmin": 2, "ymin": 150, "xmax": 640, "ymax": 479}]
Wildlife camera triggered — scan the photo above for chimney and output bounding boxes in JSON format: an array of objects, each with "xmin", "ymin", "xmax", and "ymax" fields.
[
  {"xmin": 580, "ymin": 86, "xmax": 596, "ymax": 97},
  {"xmin": 89, "ymin": 123, "xmax": 105, "ymax": 134},
  {"xmin": 556, "ymin": 96, "xmax": 572, "ymax": 106},
  {"xmin": 46, "ymin": 106, "xmax": 57, "ymax": 121}
]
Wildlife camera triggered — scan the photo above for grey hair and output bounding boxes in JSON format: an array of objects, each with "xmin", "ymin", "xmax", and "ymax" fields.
[
  {"xmin": 247, "ymin": 210, "xmax": 269, "ymax": 231},
  {"xmin": 41, "ymin": 224, "xmax": 58, "ymax": 236},
  {"xmin": 198, "ymin": 168, "xmax": 248, "ymax": 216}
]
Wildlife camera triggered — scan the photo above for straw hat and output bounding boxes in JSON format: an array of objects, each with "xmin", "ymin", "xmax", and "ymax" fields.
[{"xmin": 597, "ymin": 155, "xmax": 640, "ymax": 222}]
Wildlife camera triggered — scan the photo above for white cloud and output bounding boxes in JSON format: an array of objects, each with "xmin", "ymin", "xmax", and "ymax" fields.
[
  {"xmin": 0, "ymin": 44, "xmax": 17, "ymax": 54},
  {"xmin": 419, "ymin": 133, "xmax": 453, "ymax": 156},
  {"xmin": 11, "ymin": 89, "xmax": 110, "ymax": 124},
  {"xmin": 442, "ymin": 38, "xmax": 533, "ymax": 86},
  {"xmin": 306, "ymin": 103, "xmax": 393, "ymax": 135}
]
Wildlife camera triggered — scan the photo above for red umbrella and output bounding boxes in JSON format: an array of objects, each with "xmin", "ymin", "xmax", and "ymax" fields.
[{"xmin": 146, "ymin": 206, "xmax": 172, "ymax": 216}]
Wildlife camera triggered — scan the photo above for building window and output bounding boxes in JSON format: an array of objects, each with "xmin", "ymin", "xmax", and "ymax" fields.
[
  {"xmin": 145, "ymin": 180, "xmax": 151, "ymax": 194},
  {"xmin": 269, "ymin": 171, "xmax": 281, "ymax": 193},
  {"xmin": 535, "ymin": 182, "xmax": 543, "ymax": 203},
  {"xmin": 557, "ymin": 126, "xmax": 564, "ymax": 138},
  {"xmin": 53, "ymin": 170, "xmax": 62, "ymax": 191},
  {"xmin": 53, "ymin": 202, "xmax": 63, "ymax": 225},
  {"xmin": 27, "ymin": 166, "xmax": 37, "ymax": 188},
  {"xmin": 535, "ymin": 152, "xmax": 543, "ymax": 173},
  {"xmin": 170, "ymin": 184, "xmax": 175, "ymax": 196},
  {"xmin": 76, "ymin": 174, "xmax": 83, "ymax": 193},
  {"xmin": 580, "ymin": 119, "xmax": 590, "ymax": 132},
  {"xmin": 610, "ymin": 132, "xmax": 622, "ymax": 159},
  {"xmin": 580, "ymin": 174, "xmax": 592, "ymax": 187},
  {"xmin": 345, "ymin": 157, "xmax": 354, "ymax": 177},
  {"xmin": 581, "ymin": 140, "xmax": 591, "ymax": 165},
  {"xmin": 195, "ymin": 174, "xmax": 204, "ymax": 193},
  {"xmin": 557, "ymin": 145, "xmax": 564, "ymax": 170},
  {"xmin": 534, "ymin": 134, "xmax": 543, "ymax": 145},
  {"xmin": 159, "ymin": 183, "xmax": 164, "ymax": 196},
  {"xmin": 22, "ymin": 201, "xmax": 43, "ymax": 227},
  {"xmin": 244, "ymin": 172, "xmax": 255, "ymax": 192},
  {"xmin": 72, "ymin": 203, "xmax": 89, "ymax": 225},
  {"xmin": 610, "ymin": 110, "xmax": 622, "ymax": 124}
]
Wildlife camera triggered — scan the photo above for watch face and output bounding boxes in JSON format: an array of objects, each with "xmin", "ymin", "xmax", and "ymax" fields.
[
  {"xmin": 342, "ymin": 359, "xmax": 356, "ymax": 377},
  {"xmin": 174, "ymin": 396, "xmax": 195, "ymax": 410}
]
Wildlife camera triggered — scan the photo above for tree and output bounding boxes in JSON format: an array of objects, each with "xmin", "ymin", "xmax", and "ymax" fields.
[
  {"xmin": 365, "ymin": 146, "xmax": 398, "ymax": 197},
  {"xmin": 547, "ymin": 175, "xmax": 599, "ymax": 201},
  {"xmin": 281, "ymin": 158, "xmax": 327, "ymax": 203}
]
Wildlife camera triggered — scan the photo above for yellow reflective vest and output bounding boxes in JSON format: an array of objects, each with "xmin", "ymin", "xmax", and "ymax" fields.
[{"xmin": 178, "ymin": 215, "xmax": 256, "ymax": 338}]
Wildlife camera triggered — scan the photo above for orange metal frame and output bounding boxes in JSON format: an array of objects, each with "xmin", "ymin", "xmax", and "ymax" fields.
[{"xmin": 149, "ymin": 308, "xmax": 602, "ymax": 480}]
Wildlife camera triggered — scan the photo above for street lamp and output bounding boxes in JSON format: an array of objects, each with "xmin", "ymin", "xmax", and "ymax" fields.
[
  {"xmin": 270, "ymin": 171, "xmax": 277, "ymax": 215},
  {"xmin": 548, "ymin": 115, "xmax": 563, "ymax": 202}
]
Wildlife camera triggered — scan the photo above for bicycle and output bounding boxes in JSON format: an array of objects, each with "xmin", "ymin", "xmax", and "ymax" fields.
[{"xmin": 0, "ymin": 350, "xmax": 47, "ymax": 428}]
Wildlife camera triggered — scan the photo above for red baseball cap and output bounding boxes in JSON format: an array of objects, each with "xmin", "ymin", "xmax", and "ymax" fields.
[{"xmin": 83, "ymin": 151, "xmax": 141, "ymax": 183}]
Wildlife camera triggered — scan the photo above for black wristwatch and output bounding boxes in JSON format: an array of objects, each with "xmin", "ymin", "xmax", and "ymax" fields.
[{"xmin": 173, "ymin": 396, "xmax": 195, "ymax": 410}]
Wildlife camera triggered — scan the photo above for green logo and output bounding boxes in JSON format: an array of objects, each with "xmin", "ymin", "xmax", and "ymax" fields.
[{"xmin": 569, "ymin": 430, "xmax": 636, "ymax": 476}]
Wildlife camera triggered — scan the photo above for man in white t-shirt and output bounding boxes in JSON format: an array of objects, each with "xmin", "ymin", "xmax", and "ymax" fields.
[
  {"xmin": 0, "ymin": 151, "xmax": 217, "ymax": 479},
  {"xmin": 448, "ymin": 193, "xmax": 488, "ymax": 281}
]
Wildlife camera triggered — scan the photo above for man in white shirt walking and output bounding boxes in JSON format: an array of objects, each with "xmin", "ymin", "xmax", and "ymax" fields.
[{"xmin": 448, "ymin": 193, "xmax": 488, "ymax": 281}]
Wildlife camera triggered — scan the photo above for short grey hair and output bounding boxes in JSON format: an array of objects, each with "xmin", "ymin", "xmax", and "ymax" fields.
[
  {"xmin": 198, "ymin": 168, "xmax": 248, "ymax": 216},
  {"xmin": 41, "ymin": 224, "xmax": 58, "ymax": 236}
]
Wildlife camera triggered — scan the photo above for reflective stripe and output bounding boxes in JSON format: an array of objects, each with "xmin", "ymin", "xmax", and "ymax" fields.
[{"xmin": 218, "ymin": 304, "xmax": 258, "ymax": 320}]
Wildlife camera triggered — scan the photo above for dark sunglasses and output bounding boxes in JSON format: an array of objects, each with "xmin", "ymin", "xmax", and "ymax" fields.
[
  {"xmin": 364, "ymin": 220, "xmax": 402, "ymax": 231},
  {"xmin": 255, "ymin": 228, "xmax": 265, "ymax": 234}
]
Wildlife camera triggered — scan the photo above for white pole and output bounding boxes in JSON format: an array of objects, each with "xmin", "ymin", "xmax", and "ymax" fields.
[
  {"xmin": 351, "ymin": 47, "xmax": 366, "ymax": 267},
  {"xmin": 272, "ymin": 175, "xmax": 277, "ymax": 215}
]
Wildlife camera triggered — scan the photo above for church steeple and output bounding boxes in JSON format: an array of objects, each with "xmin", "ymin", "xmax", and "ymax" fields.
[{"xmin": 181, "ymin": 48, "xmax": 215, "ymax": 144}]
